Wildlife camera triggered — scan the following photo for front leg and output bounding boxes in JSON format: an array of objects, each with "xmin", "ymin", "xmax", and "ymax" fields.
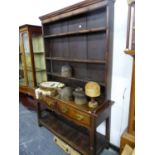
[
  {"xmin": 37, "ymin": 101, "xmax": 42, "ymax": 127},
  {"xmin": 105, "ymin": 109, "xmax": 111, "ymax": 148},
  {"xmin": 89, "ymin": 116, "xmax": 96, "ymax": 155}
]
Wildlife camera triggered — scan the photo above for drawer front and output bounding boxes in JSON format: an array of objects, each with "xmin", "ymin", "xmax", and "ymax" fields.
[
  {"xmin": 57, "ymin": 102, "xmax": 91, "ymax": 127},
  {"xmin": 39, "ymin": 95, "xmax": 56, "ymax": 109},
  {"xmin": 57, "ymin": 103, "xmax": 70, "ymax": 116},
  {"xmin": 70, "ymin": 109, "xmax": 90, "ymax": 127}
]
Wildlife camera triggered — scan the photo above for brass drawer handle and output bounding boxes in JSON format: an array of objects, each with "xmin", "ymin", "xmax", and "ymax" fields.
[
  {"xmin": 76, "ymin": 114, "xmax": 84, "ymax": 121},
  {"xmin": 61, "ymin": 107, "xmax": 68, "ymax": 113}
]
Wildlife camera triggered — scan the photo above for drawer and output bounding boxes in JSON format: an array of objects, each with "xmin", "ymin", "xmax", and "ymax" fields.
[
  {"xmin": 70, "ymin": 108, "xmax": 91, "ymax": 127},
  {"xmin": 57, "ymin": 102, "xmax": 91, "ymax": 127},
  {"xmin": 39, "ymin": 95, "xmax": 56, "ymax": 109},
  {"xmin": 57, "ymin": 103, "xmax": 70, "ymax": 116}
]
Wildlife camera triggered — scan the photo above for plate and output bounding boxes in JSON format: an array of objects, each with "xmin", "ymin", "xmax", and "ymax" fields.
[{"xmin": 39, "ymin": 81, "xmax": 65, "ymax": 91}]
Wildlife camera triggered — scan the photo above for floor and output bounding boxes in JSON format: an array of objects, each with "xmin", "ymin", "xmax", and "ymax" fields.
[{"xmin": 19, "ymin": 103, "xmax": 118, "ymax": 155}]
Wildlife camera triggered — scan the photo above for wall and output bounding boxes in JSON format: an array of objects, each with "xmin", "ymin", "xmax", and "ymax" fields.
[
  {"xmin": 98, "ymin": 0, "xmax": 133, "ymax": 147},
  {"xmin": 18, "ymin": 0, "xmax": 133, "ymax": 147},
  {"xmin": 110, "ymin": 0, "xmax": 133, "ymax": 146}
]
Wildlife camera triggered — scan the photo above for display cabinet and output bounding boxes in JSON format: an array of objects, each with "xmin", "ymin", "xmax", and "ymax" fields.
[
  {"xmin": 38, "ymin": 0, "xmax": 115, "ymax": 154},
  {"xmin": 19, "ymin": 24, "xmax": 47, "ymax": 97},
  {"xmin": 19, "ymin": 25, "xmax": 47, "ymax": 109},
  {"xmin": 40, "ymin": 0, "xmax": 115, "ymax": 100}
]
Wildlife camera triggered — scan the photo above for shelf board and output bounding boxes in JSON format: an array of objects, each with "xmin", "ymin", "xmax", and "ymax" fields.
[
  {"xmin": 44, "ymin": 27, "xmax": 107, "ymax": 38},
  {"xmin": 26, "ymin": 67, "xmax": 46, "ymax": 72},
  {"xmin": 39, "ymin": 112, "xmax": 106, "ymax": 155},
  {"xmin": 19, "ymin": 66, "xmax": 24, "ymax": 70},
  {"xmin": 124, "ymin": 49, "xmax": 135, "ymax": 56},
  {"xmin": 46, "ymin": 57, "xmax": 106, "ymax": 64},
  {"xmin": 35, "ymin": 67, "xmax": 46, "ymax": 72},
  {"xmin": 34, "ymin": 52, "xmax": 44, "ymax": 54},
  {"xmin": 19, "ymin": 69, "xmax": 24, "ymax": 72},
  {"xmin": 47, "ymin": 72, "xmax": 105, "ymax": 87},
  {"xmin": 19, "ymin": 81, "xmax": 27, "ymax": 86}
]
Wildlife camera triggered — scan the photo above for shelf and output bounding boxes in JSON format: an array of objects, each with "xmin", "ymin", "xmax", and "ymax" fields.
[
  {"xmin": 47, "ymin": 72, "xmax": 105, "ymax": 87},
  {"xmin": 19, "ymin": 79, "xmax": 27, "ymax": 86},
  {"xmin": 34, "ymin": 52, "xmax": 44, "ymax": 54},
  {"xmin": 39, "ymin": 112, "xmax": 106, "ymax": 155},
  {"xmin": 46, "ymin": 57, "xmax": 106, "ymax": 64},
  {"xmin": 27, "ymin": 80, "xmax": 35, "ymax": 87},
  {"xmin": 35, "ymin": 68, "xmax": 46, "ymax": 72},
  {"xmin": 44, "ymin": 27, "xmax": 107, "ymax": 38},
  {"xmin": 26, "ymin": 67, "xmax": 46, "ymax": 72},
  {"xmin": 19, "ymin": 66, "xmax": 24, "ymax": 70},
  {"xmin": 124, "ymin": 49, "xmax": 135, "ymax": 56}
]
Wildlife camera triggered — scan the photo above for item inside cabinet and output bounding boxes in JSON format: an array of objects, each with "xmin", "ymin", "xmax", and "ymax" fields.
[
  {"xmin": 73, "ymin": 87, "xmax": 87, "ymax": 105},
  {"xmin": 85, "ymin": 81, "xmax": 101, "ymax": 108}
]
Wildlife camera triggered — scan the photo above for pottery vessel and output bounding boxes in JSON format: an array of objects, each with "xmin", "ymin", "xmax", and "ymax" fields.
[
  {"xmin": 58, "ymin": 87, "xmax": 73, "ymax": 101},
  {"xmin": 73, "ymin": 87, "xmax": 87, "ymax": 105},
  {"xmin": 61, "ymin": 65, "xmax": 72, "ymax": 77}
]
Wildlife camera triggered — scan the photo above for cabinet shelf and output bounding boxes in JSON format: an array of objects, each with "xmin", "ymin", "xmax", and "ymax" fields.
[
  {"xmin": 44, "ymin": 27, "xmax": 107, "ymax": 39},
  {"xmin": 47, "ymin": 72, "xmax": 105, "ymax": 87},
  {"xmin": 34, "ymin": 52, "xmax": 44, "ymax": 54},
  {"xmin": 26, "ymin": 67, "xmax": 46, "ymax": 72},
  {"xmin": 39, "ymin": 112, "xmax": 106, "ymax": 155},
  {"xmin": 124, "ymin": 49, "xmax": 135, "ymax": 56},
  {"xmin": 46, "ymin": 57, "xmax": 106, "ymax": 64},
  {"xmin": 19, "ymin": 66, "xmax": 24, "ymax": 70}
]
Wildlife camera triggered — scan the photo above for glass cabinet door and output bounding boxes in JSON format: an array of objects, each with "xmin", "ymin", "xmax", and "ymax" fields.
[
  {"xmin": 32, "ymin": 33, "xmax": 47, "ymax": 85},
  {"xmin": 19, "ymin": 26, "xmax": 47, "ymax": 89},
  {"xmin": 19, "ymin": 33, "xmax": 27, "ymax": 86},
  {"xmin": 22, "ymin": 32, "xmax": 34, "ymax": 87}
]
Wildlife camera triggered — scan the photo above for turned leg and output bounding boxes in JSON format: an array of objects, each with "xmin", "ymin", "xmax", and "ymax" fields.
[{"xmin": 105, "ymin": 109, "xmax": 111, "ymax": 148}]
